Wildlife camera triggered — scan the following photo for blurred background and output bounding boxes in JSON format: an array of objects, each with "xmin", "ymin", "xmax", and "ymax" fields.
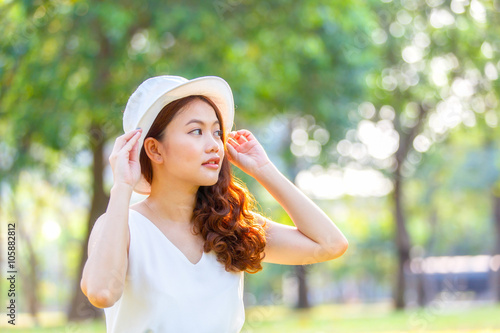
[{"xmin": 1, "ymin": 0, "xmax": 500, "ymax": 332}]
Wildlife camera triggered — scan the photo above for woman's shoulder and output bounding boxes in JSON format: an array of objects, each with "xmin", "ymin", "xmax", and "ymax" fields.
[
  {"xmin": 129, "ymin": 202, "xmax": 147, "ymax": 217},
  {"xmin": 129, "ymin": 202, "xmax": 142, "ymax": 211},
  {"xmin": 126, "ymin": 203, "xmax": 149, "ymax": 227}
]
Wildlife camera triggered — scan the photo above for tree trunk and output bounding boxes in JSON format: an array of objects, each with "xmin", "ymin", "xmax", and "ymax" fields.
[
  {"xmin": 295, "ymin": 265, "xmax": 310, "ymax": 308},
  {"xmin": 416, "ymin": 209, "xmax": 437, "ymax": 307},
  {"xmin": 393, "ymin": 172, "xmax": 410, "ymax": 309},
  {"xmin": 16, "ymin": 205, "xmax": 40, "ymax": 326},
  {"xmin": 416, "ymin": 269, "xmax": 425, "ymax": 307},
  {"xmin": 391, "ymin": 103, "xmax": 427, "ymax": 310},
  {"xmin": 67, "ymin": 123, "xmax": 109, "ymax": 321},
  {"xmin": 492, "ymin": 192, "xmax": 500, "ymax": 302}
]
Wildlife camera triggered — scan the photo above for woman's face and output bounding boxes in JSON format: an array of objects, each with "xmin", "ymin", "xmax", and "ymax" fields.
[{"xmin": 155, "ymin": 98, "xmax": 225, "ymax": 187}]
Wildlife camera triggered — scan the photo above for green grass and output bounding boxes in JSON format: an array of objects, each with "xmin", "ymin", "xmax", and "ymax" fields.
[
  {"xmin": 2, "ymin": 303, "xmax": 499, "ymax": 332},
  {"xmin": 242, "ymin": 303, "xmax": 500, "ymax": 332}
]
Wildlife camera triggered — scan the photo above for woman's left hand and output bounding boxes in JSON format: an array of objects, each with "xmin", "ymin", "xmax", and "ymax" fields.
[{"xmin": 226, "ymin": 129, "xmax": 271, "ymax": 178}]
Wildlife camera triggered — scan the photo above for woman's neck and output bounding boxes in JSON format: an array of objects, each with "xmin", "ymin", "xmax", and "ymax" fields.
[{"xmin": 146, "ymin": 179, "xmax": 199, "ymax": 225}]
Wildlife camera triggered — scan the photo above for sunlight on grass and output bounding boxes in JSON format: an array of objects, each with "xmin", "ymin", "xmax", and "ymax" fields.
[
  {"xmin": 241, "ymin": 303, "xmax": 500, "ymax": 333},
  {"xmin": 1, "ymin": 303, "xmax": 499, "ymax": 332}
]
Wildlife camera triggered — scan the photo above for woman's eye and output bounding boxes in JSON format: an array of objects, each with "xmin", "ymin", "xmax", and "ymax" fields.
[{"xmin": 190, "ymin": 129, "xmax": 222, "ymax": 137}]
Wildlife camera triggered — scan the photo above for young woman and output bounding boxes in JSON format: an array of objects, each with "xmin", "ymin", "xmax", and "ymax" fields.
[{"xmin": 80, "ymin": 75, "xmax": 348, "ymax": 332}]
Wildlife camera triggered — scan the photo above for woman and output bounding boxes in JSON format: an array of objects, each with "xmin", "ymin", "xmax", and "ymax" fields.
[{"xmin": 81, "ymin": 75, "xmax": 348, "ymax": 332}]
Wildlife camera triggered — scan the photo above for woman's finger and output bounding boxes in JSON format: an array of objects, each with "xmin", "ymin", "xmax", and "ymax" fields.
[
  {"xmin": 129, "ymin": 135, "xmax": 141, "ymax": 163},
  {"xmin": 226, "ymin": 142, "xmax": 237, "ymax": 161},
  {"xmin": 121, "ymin": 129, "xmax": 142, "ymax": 142},
  {"xmin": 121, "ymin": 131, "xmax": 141, "ymax": 154},
  {"xmin": 227, "ymin": 137, "xmax": 239, "ymax": 147},
  {"xmin": 236, "ymin": 129, "xmax": 256, "ymax": 141},
  {"xmin": 113, "ymin": 129, "xmax": 142, "ymax": 153},
  {"xmin": 231, "ymin": 130, "xmax": 251, "ymax": 144}
]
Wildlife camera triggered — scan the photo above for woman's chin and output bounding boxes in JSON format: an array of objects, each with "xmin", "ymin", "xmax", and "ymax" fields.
[
  {"xmin": 205, "ymin": 179, "xmax": 219, "ymax": 186},
  {"xmin": 196, "ymin": 176, "xmax": 219, "ymax": 187}
]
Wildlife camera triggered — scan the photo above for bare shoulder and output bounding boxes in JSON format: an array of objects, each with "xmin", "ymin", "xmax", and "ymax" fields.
[
  {"xmin": 129, "ymin": 202, "xmax": 141, "ymax": 211},
  {"xmin": 129, "ymin": 201, "xmax": 147, "ymax": 216}
]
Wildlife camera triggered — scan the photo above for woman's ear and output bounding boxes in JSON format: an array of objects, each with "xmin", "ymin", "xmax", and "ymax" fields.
[{"xmin": 144, "ymin": 137, "xmax": 164, "ymax": 164}]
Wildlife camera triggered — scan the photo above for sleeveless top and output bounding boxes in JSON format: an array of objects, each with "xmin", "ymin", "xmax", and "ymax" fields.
[{"xmin": 103, "ymin": 209, "xmax": 245, "ymax": 333}]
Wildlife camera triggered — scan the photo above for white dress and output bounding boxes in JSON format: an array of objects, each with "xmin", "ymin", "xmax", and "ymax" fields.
[{"xmin": 104, "ymin": 209, "xmax": 245, "ymax": 333}]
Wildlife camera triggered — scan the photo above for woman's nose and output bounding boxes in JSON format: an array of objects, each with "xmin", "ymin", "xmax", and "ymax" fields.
[
  {"xmin": 206, "ymin": 135, "xmax": 220, "ymax": 153},
  {"xmin": 209, "ymin": 144, "xmax": 220, "ymax": 153}
]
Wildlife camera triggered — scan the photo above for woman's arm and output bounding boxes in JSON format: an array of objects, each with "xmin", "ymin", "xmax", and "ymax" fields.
[
  {"xmin": 252, "ymin": 162, "xmax": 348, "ymax": 265},
  {"xmin": 80, "ymin": 128, "xmax": 143, "ymax": 308},
  {"xmin": 226, "ymin": 129, "xmax": 348, "ymax": 265},
  {"xmin": 80, "ymin": 183, "xmax": 132, "ymax": 308}
]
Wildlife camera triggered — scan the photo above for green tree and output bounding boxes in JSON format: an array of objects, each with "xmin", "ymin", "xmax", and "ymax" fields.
[{"xmin": 346, "ymin": 0, "xmax": 500, "ymax": 308}]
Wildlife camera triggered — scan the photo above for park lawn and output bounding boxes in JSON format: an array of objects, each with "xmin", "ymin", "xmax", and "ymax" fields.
[
  {"xmin": 242, "ymin": 302, "xmax": 500, "ymax": 332},
  {"xmin": 1, "ymin": 303, "xmax": 499, "ymax": 332}
]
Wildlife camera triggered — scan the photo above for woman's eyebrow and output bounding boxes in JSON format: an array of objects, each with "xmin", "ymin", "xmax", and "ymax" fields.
[{"xmin": 185, "ymin": 119, "xmax": 220, "ymax": 126}]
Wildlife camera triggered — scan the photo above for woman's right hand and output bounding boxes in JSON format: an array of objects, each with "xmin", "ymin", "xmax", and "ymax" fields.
[{"xmin": 109, "ymin": 128, "xmax": 143, "ymax": 189}]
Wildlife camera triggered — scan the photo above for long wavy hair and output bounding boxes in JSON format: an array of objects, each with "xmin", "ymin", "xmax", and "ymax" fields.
[{"xmin": 139, "ymin": 95, "xmax": 268, "ymax": 274}]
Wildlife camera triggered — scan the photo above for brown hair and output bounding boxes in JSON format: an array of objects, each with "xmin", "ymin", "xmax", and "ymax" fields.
[{"xmin": 139, "ymin": 95, "xmax": 268, "ymax": 273}]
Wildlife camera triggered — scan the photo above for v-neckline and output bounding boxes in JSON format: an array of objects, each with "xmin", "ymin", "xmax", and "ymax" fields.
[{"xmin": 130, "ymin": 209, "xmax": 206, "ymax": 266}]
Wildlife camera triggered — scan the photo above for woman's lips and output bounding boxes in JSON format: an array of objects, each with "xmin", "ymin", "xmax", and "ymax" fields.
[{"xmin": 202, "ymin": 163, "xmax": 219, "ymax": 169}]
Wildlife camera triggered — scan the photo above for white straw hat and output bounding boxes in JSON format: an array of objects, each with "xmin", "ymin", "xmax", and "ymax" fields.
[{"xmin": 122, "ymin": 75, "xmax": 235, "ymax": 195}]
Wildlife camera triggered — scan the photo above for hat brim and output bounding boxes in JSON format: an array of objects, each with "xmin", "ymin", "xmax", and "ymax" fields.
[{"xmin": 128, "ymin": 76, "xmax": 234, "ymax": 195}]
